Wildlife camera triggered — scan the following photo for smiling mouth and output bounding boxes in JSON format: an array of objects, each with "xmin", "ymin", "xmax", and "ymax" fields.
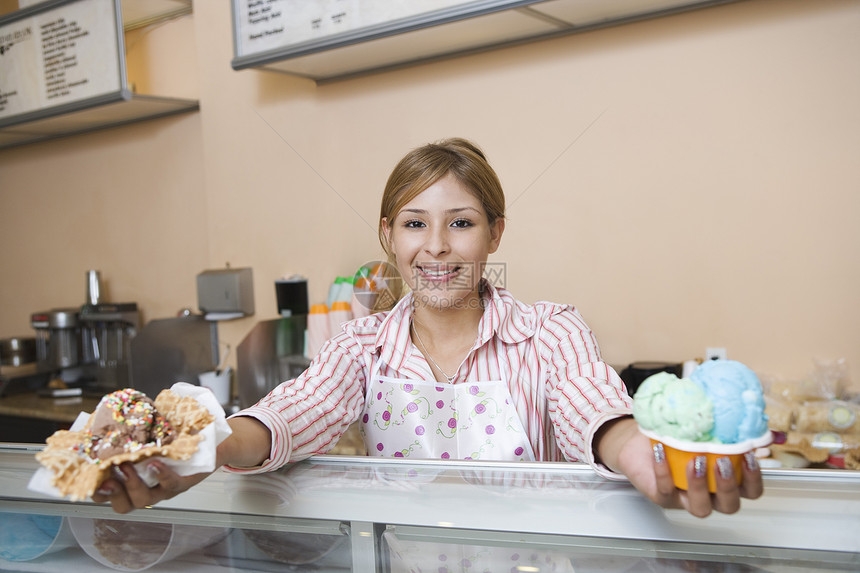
[{"xmin": 416, "ymin": 265, "xmax": 462, "ymax": 280}]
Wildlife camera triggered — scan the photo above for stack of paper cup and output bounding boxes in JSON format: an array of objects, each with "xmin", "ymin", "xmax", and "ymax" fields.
[
  {"xmin": 306, "ymin": 304, "xmax": 330, "ymax": 359},
  {"xmin": 328, "ymin": 301, "xmax": 352, "ymax": 336}
]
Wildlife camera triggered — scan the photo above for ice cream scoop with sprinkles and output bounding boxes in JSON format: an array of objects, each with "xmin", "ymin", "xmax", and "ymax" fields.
[{"xmin": 77, "ymin": 389, "xmax": 176, "ymax": 462}]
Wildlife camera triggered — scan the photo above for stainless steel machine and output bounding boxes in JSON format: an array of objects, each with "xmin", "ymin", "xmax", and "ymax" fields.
[
  {"xmin": 130, "ymin": 312, "xmax": 219, "ymax": 399},
  {"xmin": 78, "ymin": 302, "xmax": 140, "ymax": 392},
  {"xmin": 27, "ymin": 302, "xmax": 139, "ymax": 392},
  {"xmin": 237, "ymin": 277, "xmax": 310, "ymax": 408},
  {"xmin": 237, "ymin": 316, "xmax": 309, "ymax": 409}
]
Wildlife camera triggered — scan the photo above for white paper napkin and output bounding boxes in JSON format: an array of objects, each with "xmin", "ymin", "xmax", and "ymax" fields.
[{"xmin": 28, "ymin": 382, "xmax": 233, "ymax": 498}]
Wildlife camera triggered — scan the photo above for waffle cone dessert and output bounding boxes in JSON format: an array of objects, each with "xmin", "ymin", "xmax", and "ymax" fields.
[{"xmin": 36, "ymin": 388, "xmax": 214, "ymax": 501}]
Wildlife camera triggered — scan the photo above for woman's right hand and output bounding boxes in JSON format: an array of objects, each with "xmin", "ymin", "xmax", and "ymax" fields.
[
  {"xmin": 92, "ymin": 461, "xmax": 212, "ymax": 514},
  {"xmin": 93, "ymin": 415, "xmax": 272, "ymax": 514}
]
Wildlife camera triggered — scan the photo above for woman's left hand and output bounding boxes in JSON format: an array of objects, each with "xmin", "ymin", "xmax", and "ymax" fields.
[{"xmin": 596, "ymin": 417, "xmax": 764, "ymax": 518}]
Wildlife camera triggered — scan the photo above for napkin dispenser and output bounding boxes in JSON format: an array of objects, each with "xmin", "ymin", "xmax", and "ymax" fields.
[{"xmin": 197, "ymin": 267, "xmax": 254, "ymax": 319}]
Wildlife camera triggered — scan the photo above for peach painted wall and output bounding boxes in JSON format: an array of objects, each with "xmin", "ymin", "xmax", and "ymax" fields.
[{"xmin": 1, "ymin": 0, "xmax": 857, "ymax": 390}]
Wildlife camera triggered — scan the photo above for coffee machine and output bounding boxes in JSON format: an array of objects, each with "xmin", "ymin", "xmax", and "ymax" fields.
[
  {"xmin": 30, "ymin": 308, "xmax": 82, "ymax": 371},
  {"xmin": 78, "ymin": 302, "xmax": 139, "ymax": 392},
  {"xmin": 30, "ymin": 270, "xmax": 139, "ymax": 392}
]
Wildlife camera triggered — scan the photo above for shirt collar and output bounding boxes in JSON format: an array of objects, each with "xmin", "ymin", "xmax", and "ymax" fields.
[
  {"xmin": 478, "ymin": 280, "xmax": 535, "ymax": 345},
  {"xmin": 374, "ymin": 280, "xmax": 535, "ymax": 370},
  {"xmin": 374, "ymin": 290, "xmax": 417, "ymax": 371}
]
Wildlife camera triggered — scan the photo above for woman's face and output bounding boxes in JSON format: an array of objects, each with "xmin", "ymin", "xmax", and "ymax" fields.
[{"xmin": 382, "ymin": 173, "xmax": 504, "ymax": 311}]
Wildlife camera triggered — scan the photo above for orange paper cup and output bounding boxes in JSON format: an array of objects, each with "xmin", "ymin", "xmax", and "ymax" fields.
[{"xmin": 641, "ymin": 428, "xmax": 773, "ymax": 493}]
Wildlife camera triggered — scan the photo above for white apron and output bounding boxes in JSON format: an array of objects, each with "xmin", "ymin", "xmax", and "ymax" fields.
[
  {"xmin": 358, "ymin": 362, "xmax": 568, "ymax": 572},
  {"xmin": 359, "ymin": 359, "xmax": 535, "ymax": 462}
]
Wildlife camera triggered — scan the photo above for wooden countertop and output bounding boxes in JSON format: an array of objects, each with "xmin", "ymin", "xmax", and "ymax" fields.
[{"xmin": 0, "ymin": 392, "xmax": 99, "ymax": 423}]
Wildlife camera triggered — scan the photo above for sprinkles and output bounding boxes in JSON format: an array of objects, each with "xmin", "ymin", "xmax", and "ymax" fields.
[{"xmin": 75, "ymin": 388, "xmax": 175, "ymax": 463}]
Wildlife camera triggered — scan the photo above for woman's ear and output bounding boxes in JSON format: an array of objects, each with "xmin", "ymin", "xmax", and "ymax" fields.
[
  {"xmin": 381, "ymin": 217, "xmax": 395, "ymax": 256},
  {"xmin": 488, "ymin": 218, "xmax": 505, "ymax": 254}
]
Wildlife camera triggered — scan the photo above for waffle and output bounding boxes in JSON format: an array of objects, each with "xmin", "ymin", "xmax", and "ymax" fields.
[
  {"xmin": 36, "ymin": 388, "xmax": 214, "ymax": 501},
  {"xmin": 153, "ymin": 389, "xmax": 214, "ymax": 432}
]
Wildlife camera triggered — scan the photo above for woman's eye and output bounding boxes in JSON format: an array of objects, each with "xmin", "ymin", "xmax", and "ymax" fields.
[
  {"xmin": 403, "ymin": 219, "xmax": 425, "ymax": 228},
  {"xmin": 451, "ymin": 219, "xmax": 473, "ymax": 228}
]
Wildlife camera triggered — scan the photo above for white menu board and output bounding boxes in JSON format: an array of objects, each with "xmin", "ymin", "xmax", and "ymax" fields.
[
  {"xmin": 234, "ymin": 0, "xmax": 478, "ymax": 57},
  {"xmin": 0, "ymin": 0, "xmax": 122, "ymax": 122}
]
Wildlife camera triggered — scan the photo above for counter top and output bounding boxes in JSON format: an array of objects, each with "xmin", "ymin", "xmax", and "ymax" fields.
[
  {"xmin": 3, "ymin": 447, "xmax": 859, "ymax": 554},
  {"xmin": 1, "ymin": 447, "xmax": 858, "ymax": 572},
  {"xmin": 0, "ymin": 392, "xmax": 99, "ymax": 423}
]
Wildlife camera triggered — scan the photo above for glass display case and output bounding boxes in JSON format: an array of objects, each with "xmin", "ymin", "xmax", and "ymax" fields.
[{"xmin": 1, "ymin": 444, "xmax": 858, "ymax": 572}]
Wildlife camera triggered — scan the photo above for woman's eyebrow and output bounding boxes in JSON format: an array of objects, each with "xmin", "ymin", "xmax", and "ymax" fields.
[
  {"xmin": 400, "ymin": 207, "xmax": 481, "ymax": 215},
  {"xmin": 446, "ymin": 207, "xmax": 481, "ymax": 215}
]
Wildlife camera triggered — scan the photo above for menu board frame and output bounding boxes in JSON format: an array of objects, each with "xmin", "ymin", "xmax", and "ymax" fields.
[
  {"xmin": 0, "ymin": 0, "xmax": 127, "ymax": 129},
  {"xmin": 229, "ymin": 0, "xmax": 536, "ymax": 72},
  {"xmin": 227, "ymin": 0, "xmax": 744, "ymax": 83}
]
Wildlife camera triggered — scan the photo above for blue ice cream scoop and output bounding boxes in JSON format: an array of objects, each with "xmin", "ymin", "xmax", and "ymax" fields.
[{"xmin": 690, "ymin": 359, "xmax": 769, "ymax": 443}]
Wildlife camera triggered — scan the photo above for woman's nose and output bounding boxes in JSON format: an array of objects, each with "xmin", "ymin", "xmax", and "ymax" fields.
[{"xmin": 424, "ymin": 227, "xmax": 450, "ymax": 256}]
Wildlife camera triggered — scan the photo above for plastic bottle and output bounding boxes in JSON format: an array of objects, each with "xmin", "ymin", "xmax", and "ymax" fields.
[
  {"xmin": 336, "ymin": 276, "xmax": 355, "ymax": 304},
  {"xmin": 306, "ymin": 304, "xmax": 331, "ymax": 359},
  {"xmin": 325, "ymin": 278, "xmax": 343, "ymax": 309},
  {"xmin": 328, "ymin": 300, "xmax": 353, "ymax": 335}
]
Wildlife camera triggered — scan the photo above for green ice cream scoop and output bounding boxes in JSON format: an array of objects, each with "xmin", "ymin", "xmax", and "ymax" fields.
[{"xmin": 632, "ymin": 372, "xmax": 715, "ymax": 442}]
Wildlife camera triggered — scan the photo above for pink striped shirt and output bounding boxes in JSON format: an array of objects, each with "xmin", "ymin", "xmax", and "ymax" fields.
[{"xmin": 227, "ymin": 282, "xmax": 633, "ymax": 479}]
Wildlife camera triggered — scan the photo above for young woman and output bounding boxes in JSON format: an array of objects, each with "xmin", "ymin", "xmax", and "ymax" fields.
[{"xmin": 96, "ymin": 138, "xmax": 763, "ymax": 518}]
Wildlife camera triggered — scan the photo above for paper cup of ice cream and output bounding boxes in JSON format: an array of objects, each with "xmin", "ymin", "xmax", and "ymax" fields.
[
  {"xmin": 0, "ymin": 513, "xmax": 74, "ymax": 562},
  {"xmin": 639, "ymin": 427, "xmax": 773, "ymax": 492},
  {"xmin": 632, "ymin": 360, "xmax": 773, "ymax": 493},
  {"xmin": 69, "ymin": 517, "xmax": 229, "ymax": 571}
]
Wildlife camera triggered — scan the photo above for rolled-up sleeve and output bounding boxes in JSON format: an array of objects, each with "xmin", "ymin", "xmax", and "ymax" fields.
[
  {"xmin": 543, "ymin": 308, "xmax": 633, "ymax": 479},
  {"xmin": 223, "ymin": 332, "xmax": 367, "ymax": 474}
]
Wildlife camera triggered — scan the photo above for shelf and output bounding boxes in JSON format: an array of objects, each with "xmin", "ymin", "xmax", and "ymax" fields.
[
  {"xmin": 230, "ymin": 0, "xmax": 741, "ymax": 83},
  {"xmin": 0, "ymin": 92, "xmax": 198, "ymax": 150},
  {"xmin": 120, "ymin": 0, "xmax": 191, "ymax": 31},
  {"xmin": 0, "ymin": 0, "xmax": 196, "ymax": 150},
  {"xmin": 13, "ymin": 0, "xmax": 192, "ymax": 31}
]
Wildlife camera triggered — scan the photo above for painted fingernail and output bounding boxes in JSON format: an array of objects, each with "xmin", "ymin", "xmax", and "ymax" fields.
[
  {"xmin": 112, "ymin": 465, "xmax": 128, "ymax": 483},
  {"xmin": 147, "ymin": 463, "xmax": 161, "ymax": 475},
  {"xmin": 716, "ymin": 457, "xmax": 734, "ymax": 480},
  {"xmin": 96, "ymin": 485, "xmax": 113, "ymax": 496},
  {"xmin": 744, "ymin": 451, "xmax": 759, "ymax": 471},
  {"xmin": 694, "ymin": 455, "xmax": 707, "ymax": 478},
  {"xmin": 653, "ymin": 442, "xmax": 666, "ymax": 464}
]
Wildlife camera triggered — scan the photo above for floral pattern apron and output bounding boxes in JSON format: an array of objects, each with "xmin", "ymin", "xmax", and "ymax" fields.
[
  {"xmin": 358, "ymin": 363, "xmax": 569, "ymax": 572},
  {"xmin": 359, "ymin": 359, "xmax": 535, "ymax": 462}
]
